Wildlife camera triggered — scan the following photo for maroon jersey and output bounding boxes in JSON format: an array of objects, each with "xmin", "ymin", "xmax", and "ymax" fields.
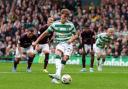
[
  {"xmin": 81, "ymin": 30, "xmax": 95, "ymax": 45},
  {"xmin": 19, "ymin": 34, "xmax": 37, "ymax": 48},
  {"xmin": 38, "ymin": 24, "xmax": 53, "ymax": 44}
]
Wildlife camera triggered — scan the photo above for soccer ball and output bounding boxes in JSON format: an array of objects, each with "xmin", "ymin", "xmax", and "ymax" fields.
[{"xmin": 61, "ymin": 74, "xmax": 72, "ymax": 84}]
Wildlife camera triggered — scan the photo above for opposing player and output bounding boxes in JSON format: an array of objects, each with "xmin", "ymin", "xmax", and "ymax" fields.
[
  {"xmin": 32, "ymin": 9, "xmax": 78, "ymax": 84},
  {"xmin": 37, "ymin": 17, "xmax": 54, "ymax": 73},
  {"xmin": 12, "ymin": 27, "xmax": 37, "ymax": 72},
  {"xmin": 80, "ymin": 26, "xmax": 95, "ymax": 72},
  {"xmin": 93, "ymin": 28, "xmax": 115, "ymax": 71}
]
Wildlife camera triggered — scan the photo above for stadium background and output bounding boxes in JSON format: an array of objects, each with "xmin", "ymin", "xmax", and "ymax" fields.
[
  {"xmin": 0, "ymin": 0, "xmax": 128, "ymax": 66},
  {"xmin": 0, "ymin": 1, "xmax": 128, "ymax": 89}
]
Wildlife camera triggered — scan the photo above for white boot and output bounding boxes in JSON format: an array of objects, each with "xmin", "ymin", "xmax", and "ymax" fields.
[
  {"xmin": 90, "ymin": 68, "xmax": 94, "ymax": 72},
  {"xmin": 98, "ymin": 64, "xmax": 103, "ymax": 71},
  {"xmin": 80, "ymin": 68, "xmax": 86, "ymax": 72},
  {"xmin": 51, "ymin": 78, "xmax": 60, "ymax": 84}
]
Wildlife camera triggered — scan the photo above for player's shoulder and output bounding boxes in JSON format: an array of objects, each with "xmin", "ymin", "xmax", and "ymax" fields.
[
  {"xmin": 67, "ymin": 20, "xmax": 74, "ymax": 25},
  {"xmin": 52, "ymin": 20, "xmax": 60, "ymax": 24},
  {"xmin": 50, "ymin": 20, "xmax": 60, "ymax": 27},
  {"xmin": 66, "ymin": 21, "xmax": 75, "ymax": 29}
]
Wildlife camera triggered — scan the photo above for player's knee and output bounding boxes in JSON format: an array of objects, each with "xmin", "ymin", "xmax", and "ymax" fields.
[
  {"xmin": 28, "ymin": 52, "xmax": 35, "ymax": 58},
  {"xmin": 55, "ymin": 49, "xmax": 63, "ymax": 56},
  {"xmin": 63, "ymin": 55, "xmax": 69, "ymax": 61},
  {"xmin": 28, "ymin": 56, "xmax": 34, "ymax": 63},
  {"xmin": 35, "ymin": 44, "xmax": 41, "ymax": 51},
  {"xmin": 14, "ymin": 58, "xmax": 20, "ymax": 64},
  {"xmin": 97, "ymin": 52, "xmax": 102, "ymax": 58}
]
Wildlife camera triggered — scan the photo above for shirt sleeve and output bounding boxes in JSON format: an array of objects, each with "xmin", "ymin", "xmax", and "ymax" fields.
[
  {"xmin": 71, "ymin": 24, "xmax": 77, "ymax": 35},
  {"xmin": 46, "ymin": 24, "xmax": 54, "ymax": 33},
  {"xmin": 96, "ymin": 33, "xmax": 100, "ymax": 40}
]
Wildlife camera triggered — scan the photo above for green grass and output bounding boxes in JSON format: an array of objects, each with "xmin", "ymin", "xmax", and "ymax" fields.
[{"xmin": 0, "ymin": 62, "xmax": 128, "ymax": 89}]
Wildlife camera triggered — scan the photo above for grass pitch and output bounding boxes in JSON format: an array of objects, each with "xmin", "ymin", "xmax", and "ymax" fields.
[{"xmin": 0, "ymin": 62, "xmax": 128, "ymax": 89}]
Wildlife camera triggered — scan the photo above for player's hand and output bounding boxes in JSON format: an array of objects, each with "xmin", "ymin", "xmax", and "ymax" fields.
[{"xmin": 32, "ymin": 42, "xmax": 37, "ymax": 46}]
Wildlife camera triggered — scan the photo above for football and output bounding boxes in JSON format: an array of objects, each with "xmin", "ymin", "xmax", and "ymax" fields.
[{"xmin": 61, "ymin": 74, "xmax": 72, "ymax": 84}]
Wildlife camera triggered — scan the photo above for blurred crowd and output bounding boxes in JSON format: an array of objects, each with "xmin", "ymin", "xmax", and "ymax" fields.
[{"xmin": 0, "ymin": 0, "xmax": 128, "ymax": 59}]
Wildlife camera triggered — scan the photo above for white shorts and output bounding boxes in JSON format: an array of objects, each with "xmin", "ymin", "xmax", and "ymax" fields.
[
  {"xmin": 93, "ymin": 44, "xmax": 106, "ymax": 56},
  {"xmin": 39, "ymin": 43, "xmax": 50, "ymax": 53},
  {"xmin": 15, "ymin": 46, "xmax": 36, "ymax": 58},
  {"xmin": 56, "ymin": 42, "xmax": 73, "ymax": 56},
  {"xmin": 83, "ymin": 44, "xmax": 93, "ymax": 53}
]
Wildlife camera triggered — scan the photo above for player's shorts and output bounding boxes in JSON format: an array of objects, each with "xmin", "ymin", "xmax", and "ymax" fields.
[
  {"xmin": 38, "ymin": 43, "xmax": 50, "ymax": 54},
  {"xmin": 93, "ymin": 44, "xmax": 106, "ymax": 56},
  {"xmin": 83, "ymin": 44, "xmax": 93, "ymax": 53},
  {"xmin": 56, "ymin": 42, "xmax": 73, "ymax": 56},
  {"xmin": 15, "ymin": 46, "xmax": 36, "ymax": 58}
]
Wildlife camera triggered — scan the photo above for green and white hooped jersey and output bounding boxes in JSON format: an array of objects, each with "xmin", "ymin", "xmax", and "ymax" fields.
[
  {"xmin": 46, "ymin": 20, "xmax": 76, "ymax": 43},
  {"xmin": 95, "ymin": 33, "xmax": 112, "ymax": 49}
]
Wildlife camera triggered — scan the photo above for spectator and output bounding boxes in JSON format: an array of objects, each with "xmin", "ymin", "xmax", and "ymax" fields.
[{"xmin": 0, "ymin": 0, "xmax": 128, "ymax": 60}]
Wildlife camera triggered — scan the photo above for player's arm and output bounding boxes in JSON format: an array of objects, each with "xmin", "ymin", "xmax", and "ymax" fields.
[
  {"xmin": 33, "ymin": 25, "xmax": 54, "ymax": 45},
  {"xmin": 48, "ymin": 32, "xmax": 54, "ymax": 45},
  {"xmin": 67, "ymin": 25, "xmax": 78, "ymax": 44},
  {"xmin": 67, "ymin": 31, "xmax": 79, "ymax": 44},
  {"xmin": 33, "ymin": 31, "xmax": 49, "ymax": 45},
  {"xmin": 105, "ymin": 38, "xmax": 113, "ymax": 50}
]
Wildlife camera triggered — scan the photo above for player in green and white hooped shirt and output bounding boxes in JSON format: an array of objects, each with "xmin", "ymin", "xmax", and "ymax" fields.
[
  {"xmin": 93, "ymin": 28, "xmax": 115, "ymax": 71},
  {"xmin": 32, "ymin": 9, "xmax": 78, "ymax": 84}
]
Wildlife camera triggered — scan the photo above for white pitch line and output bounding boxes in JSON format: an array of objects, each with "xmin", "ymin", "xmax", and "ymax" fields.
[
  {"xmin": 64, "ymin": 72, "xmax": 128, "ymax": 74},
  {"xmin": 0, "ymin": 71, "xmax": 128, "ymax": 74}
]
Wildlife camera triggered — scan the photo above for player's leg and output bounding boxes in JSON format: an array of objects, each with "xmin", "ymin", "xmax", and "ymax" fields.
[
  {"xmin": 27, "ymin": 53, "xmax": 35, "ymax": 72},
  {"xmin": 49, "ymin": 43, "xmax": 64, "ymax": 79},
  {"xmin": 60, "ymin": 43, "xmax": 73, "ymax": 77},
  {"xmin": 81, "ymin": 45, "xmax": 87, "ymax": 72},
  {"xmin": 49, "ymin": 48, "xmax": 63, "ymax": 84},
  {"xmin": 96, "ymin": 52, "xmax": 103, "ymax": 71},
  {"xmin": 99, "ymin": 51, "xmax": 106, "ymax": 71},
  {"xmin": 12, "ymin": 47, "xmax": 22, "ymax": 72},
  {"xmin": 42, "ymin": 44, "xmax": 50, "ymax": 73},
  {"xmin": 12, "ymin": 58, "xmax": 21, "ymax": 72},
  {"xmin": 101, "ymin": 53, "xmax": 106, "ymax": 65},
  {"xmin": 27, "ymin": 55, "xmax": 35, "ymax": 72},
  {"xmin": 54, "ymin": 49, "xmax": 63, "ymax": 78},
  {"xmin": 90, "ymin": 49, "xmax": 94, "ymax": 72},
  {"xmin": 26, "ymin": 46, "xmax": 36, "ymax": 72},
  {"xmin": 43, "ymin": 53, "xmax": 49, "ymax": 72},
  {"xmin": 37, "ymin": 44, "xmax": 50, "ymax": 73},
  {"xmin": 93, "ymin": 44, "xmax": 102, "ymax": 71},
  {"xmin": 50, "ymin": 43, "xmax": 73, "ymax": 84},
  {"xmin": 51, "ymin": 52, "xmax": 70, "ymax": 84}
]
